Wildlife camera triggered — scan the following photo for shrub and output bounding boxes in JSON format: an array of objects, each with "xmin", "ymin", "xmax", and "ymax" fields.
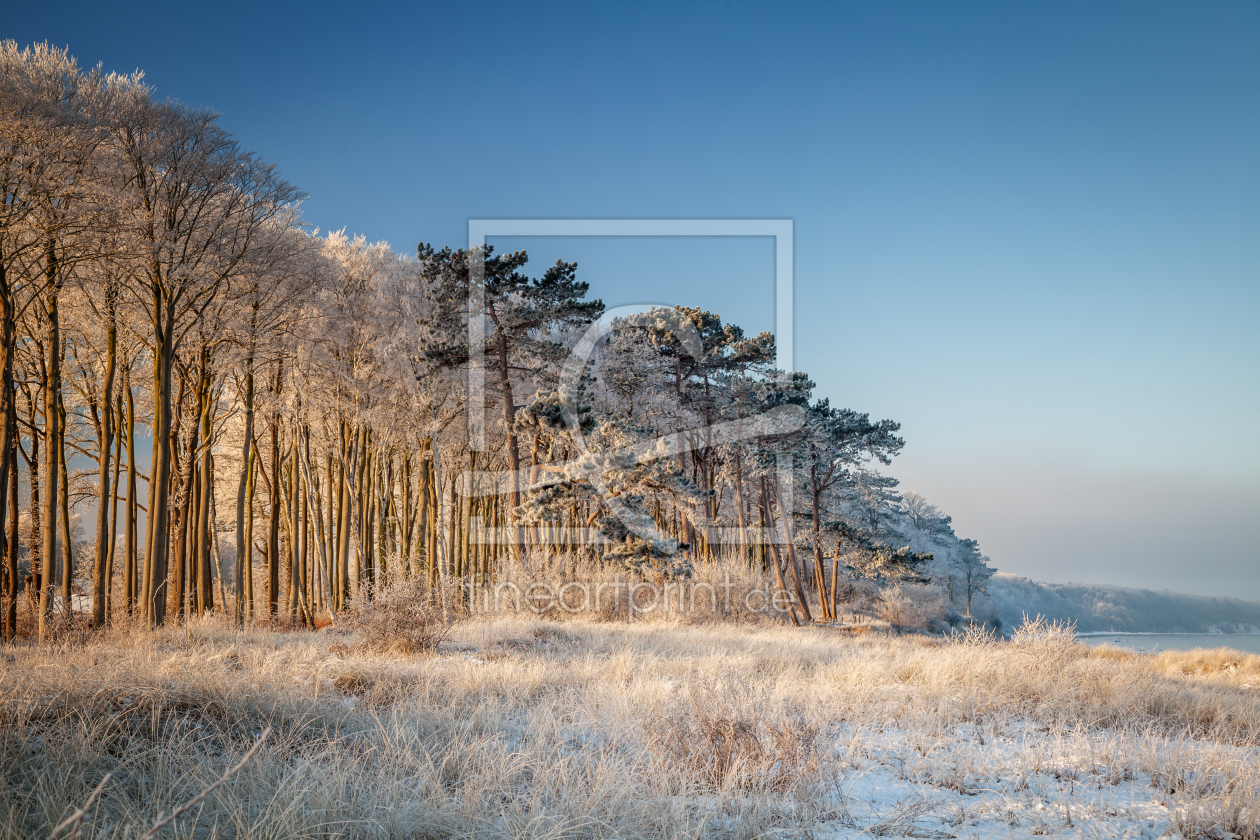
[
  {"xmin": 875, "ymin": 584, "xmax": 950, "ymax": 632},
  {"xmin": 341, "ymin": 578, "xmax": 454, "ymax": 654},
  {"xmin": 1009, "ymin": 613, "xmax": 1080, "ymax": 671}
]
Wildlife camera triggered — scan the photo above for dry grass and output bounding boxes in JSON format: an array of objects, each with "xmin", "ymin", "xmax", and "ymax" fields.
[
  {"xmin": 0, "ymin": 613, "xmax": 1256, "ymax": 838},
  {"xmin": 340, "ymin": 578, "xmax": 456, "ymax": 655},
  {"xmin": 642, "ymin": 676, "xmax": 831, "ymax": 799}
]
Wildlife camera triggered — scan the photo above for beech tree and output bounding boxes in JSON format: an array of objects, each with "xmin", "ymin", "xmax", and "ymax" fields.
[
  {"xmin": 1, "ymin": 42, "xmax": 116, "ymax": 639},
  {"xmin": 110, "ymin": 82, "xmax": 302, "ymax": 626}
]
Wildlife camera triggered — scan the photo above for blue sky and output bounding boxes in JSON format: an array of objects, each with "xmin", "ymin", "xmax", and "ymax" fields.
[{"xmin": 7, "ymin": 1, "xmax": 1258, "ymax": 597}]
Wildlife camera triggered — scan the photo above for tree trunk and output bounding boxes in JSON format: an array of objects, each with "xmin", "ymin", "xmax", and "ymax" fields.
[
  {"xmin": 91, "ymin": 290, "xmax": 117, "ymax": 627},
  {"xmin": 194, "ymin": 347, "xmax": 213, "ymax": 617},
  {"xmin": 38, "ymin": 276, "xmax": 61, "ymax": 642},
  {"xmin": 493, "ymin": 327, "xmax": 525, "ymax": 566},
  {"xmin": 418, "ymin": 440, "xmax": 432, "ymax": 584},
  {"xmin": 759, "ymin": 476, "xmax": 799, "ymax": 627},
  {"xmin": 144, "ymin": 295, "xmax": 177, "ymax": 627},
  {"xmin": 328, "ymin": 453, "xmax": 338, "ymax": 604},
  {"xmin": 733, "ymin": 448, "xmax": 748, "ymax": 567},
  {"xmin": 57, "ymin": 392, "xmax": 72, "ymax": 613},
  {"xmin": 4, "ymin": 426, "xmax": 16, "ymax": 641},
  {"xmin": 286, "ymin": 444, "xmax": 299, "ymax": 622},
  {"xmin": 104, "ymin": 389, "xmax": 123, "ymax": 623},
  {"xmin": 353, "ymin": 426, "xmax": 367, "ymax": 594},
  {"xmin": 0, "ymin": 260, "xmax": 13, "ymax": 640},
  {"xmin": 233, "ymin": 345, "xmax": 254, "ymax": 627},
  {"xmin": 124, "ymin": 376, "xmax": 138, "ymax": 615},
  {"xmin": 267, "ymin": 415, "xmax": 281, "ymax": 618},
  {"xmin": 168, "ymin": 371, "xmax": 192, "ymax": 622},
  {"xmin": 209, "ymin": 459, "xmax": 226, "ymax": 614},
  {"xmin": 364, "ymin": 449, "xmax": 376, "ymax": 591},
  {"xmin": 243, "ymin": 446, "xmax": 255, "ymax": 621},
  {"xmin": 809, "ymin": 467, "xmax": 830, "ymax": 622},
  {"xmin": 26, "ymin": 387, "xmax": 40, "ymax": 617},
  {"xmin": 830, "ymin": 539, "xmax": 843, "ymax": 621},
  {"xmin": 335, "ymin": 428, "xmax": 351, "ymax": 608},
  {"xmin": 301, "ymin": 469, "xmax": 311, "ymax": 613},
  {"xmin": 461, "ymin": 450, "xmax": 474, "ymax": 591},
  {"xmin": 298, "ymin": 426, "xmax": 332, "ymax": 623},
  {"xmin": 170, "ymin": 403, "xmax": 197, "ymax": 622},
  {"xmin": 401, "ymin": 451, "xmax": 414, "ymax": 577},
  {"xmin": 773, "ymin": 472, "xmax": 813, "ymax": 623}
]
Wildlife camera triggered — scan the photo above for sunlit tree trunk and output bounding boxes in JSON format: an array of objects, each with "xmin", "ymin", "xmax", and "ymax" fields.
[
  {"xmin": 243, "ymin": 446, "xmax": 256, "ymax": 621},
  {"xmin": 760, "ymin": 476, "xmax": 799, "ymax": 627},
  {"xmin": 417, "ymin": 440, "xmax": 430, "ymax": 584},
  {"xmin": 733, "ymin": 448, "xmax": 749, "ymax": 567},
  {"xmin": 57, "ymin": 391, "xmax": 71, "ymax": 612},
  {"xmin": 233, "ymin": 322, "xmax": 256, "ymax": 627},
  {"xmin": 364, "ymin": 449, "xmax": 377, "ymax": 591},
  {"xmin": 104, "ymin": 392, "xmax": 123, "ymax": 623},
  {"xmin": 298, "ymin": 427, "xmax": 332, "ymax": 620},
  {"xmin": 209, "ymin": 461, "xmax": 226, "ymax": 613},
  {"xmin": 24, "ymin": 385, "xmax": 40, "ymax": 610},
  {"xmin": 286, "ymin": 445, "xmax": 299, "ymax": 623},
  {"xmin": 0, "ymin": 257, "xmax": 14, "ymax": 638},
  {"xmin": 353, "ymin": 426, "xmax": 368, "ymax": 595},
  {"xmin": 772, "ymin": 472, "xmax": 812, "ymax": 623},
  {"xmin": 123, "ymin": 376, "xmax": 138, "ymax": 615},
  {"xmin": 490, "ymin": 320, "xmax": 524, "ymax": 565},
  {"xmin": 169, "ymin": 373, "xmax": 193, "ymax": 622},
  {"xmin": 324, "ymin": 452, "xmax": 337, "ymax": 608},
  {"xmin": 91, "ymin": 288, "xmax": 117, "ymax": 627},
  {"xmin": 809, "ymin": 463, "xmax": 831, "ymax": 621},
  {"xmin": 194, "ymin": 346, "xmax": 214, "ymax": 617},
  {"xmin": 5, "ymin": 443, "xmax": 15, "ymax": 641},
  {"xmin": 335, "ymin": 431, "xmax": 351, "ymax": 608},
  {"xmin": 37, "ymin": 260, "xmax": 61, "ymax": 642},
  {"xmin": 143, "ymin": 290, "xmax": 177, "ymax": 627},
  {"xmin": 267, "ymin": 415, "xmax": 281, "ymax": 618},
  {"xmin": 401, "ymin": 451, "xmax": 414, "ymax": 578}
]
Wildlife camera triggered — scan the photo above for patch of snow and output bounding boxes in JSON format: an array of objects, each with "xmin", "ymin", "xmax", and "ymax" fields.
[{"xmin": 816, "ymin": 718, "xmax": 1255, "ymax": 839}]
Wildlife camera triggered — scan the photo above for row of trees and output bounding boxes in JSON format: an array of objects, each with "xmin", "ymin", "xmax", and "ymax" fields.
[{"xmin": 0, "ymin": 42, "xmax": 993, "ymax": 641}]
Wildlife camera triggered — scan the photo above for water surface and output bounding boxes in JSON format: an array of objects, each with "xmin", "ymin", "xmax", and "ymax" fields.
[{"xmin": 1078, "ymin": 633, "xmax": 1260, "ymax": 654}]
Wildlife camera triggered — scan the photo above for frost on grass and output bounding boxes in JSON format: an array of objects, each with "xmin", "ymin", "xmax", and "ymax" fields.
[
  {"xmin": 339, "ymin": 578, "xmax": 456, "ymax": 655},
  {"xmin": 0, "ymin": 615, "xmax": 1257, "ymax": 839}
]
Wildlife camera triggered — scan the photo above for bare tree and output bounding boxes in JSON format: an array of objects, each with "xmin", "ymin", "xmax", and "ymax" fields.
[{"xmin": 110, "ymin": 84, "xmax": 301, "ymax": 625}]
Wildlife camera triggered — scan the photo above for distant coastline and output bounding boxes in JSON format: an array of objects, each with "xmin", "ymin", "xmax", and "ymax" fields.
[{"xmin": 988, "ymin": 572, "xmax": 1260, "ymax": 634}]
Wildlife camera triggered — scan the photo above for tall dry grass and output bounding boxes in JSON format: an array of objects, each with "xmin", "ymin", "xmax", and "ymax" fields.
[{"xmin": 0, "ymin": 613, "xmax": 1256, "ymax": 838}]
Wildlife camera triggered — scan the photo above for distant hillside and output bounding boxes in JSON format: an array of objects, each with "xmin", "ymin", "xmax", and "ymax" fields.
[{"xmin": 987, "ymin": 573, "xmax": 1260, "ymax": 634}]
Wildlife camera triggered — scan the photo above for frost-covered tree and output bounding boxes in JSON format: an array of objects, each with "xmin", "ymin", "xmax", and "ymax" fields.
[
  {"xmin": 797, "ymin": 399, "xmax": 904, "ymax": 620},
  {"xmin": 892, "ymin": 490, "xmax": 995, "ymax": 617},
  {"xmin": 109, "ymin": 81, "xmax": 301, "ymax": 626},
  {"xmin": 417, "ymin": 245, "xmax": 602, "ymax": 561}
]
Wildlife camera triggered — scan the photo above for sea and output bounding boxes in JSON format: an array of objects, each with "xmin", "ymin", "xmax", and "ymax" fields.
[{"xmin": 1077, "ymin": 633, "xmax": 1260, "ymax": 654}]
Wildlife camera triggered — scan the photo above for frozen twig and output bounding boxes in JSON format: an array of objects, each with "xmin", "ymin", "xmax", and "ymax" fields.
[{"xmin": 48, "ymin": 773, "xmax": 111, "ymax": 840}]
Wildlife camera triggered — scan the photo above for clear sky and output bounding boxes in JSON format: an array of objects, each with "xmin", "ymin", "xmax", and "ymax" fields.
[{"xmin": 7, "ymin": 1, "xmax": 1258, "ymax": 598}]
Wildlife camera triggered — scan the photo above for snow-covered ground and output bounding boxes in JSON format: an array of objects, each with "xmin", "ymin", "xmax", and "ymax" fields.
[
  {"xmin": 448, "ymin": 617, "xmax": 1260, "ymax": 839},
  {"xmin": 6, "ymin": 614, "xmax": 1257, "ymax": 838},
  {"xmin": 821, "ymin": 717, "xmax": 1246, "ymax": 839}
]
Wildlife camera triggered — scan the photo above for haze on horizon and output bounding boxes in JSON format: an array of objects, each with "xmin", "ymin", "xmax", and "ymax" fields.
[{"xmin": 7, "ymin": 0, "xmax": 1257, "ymax": 599}]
